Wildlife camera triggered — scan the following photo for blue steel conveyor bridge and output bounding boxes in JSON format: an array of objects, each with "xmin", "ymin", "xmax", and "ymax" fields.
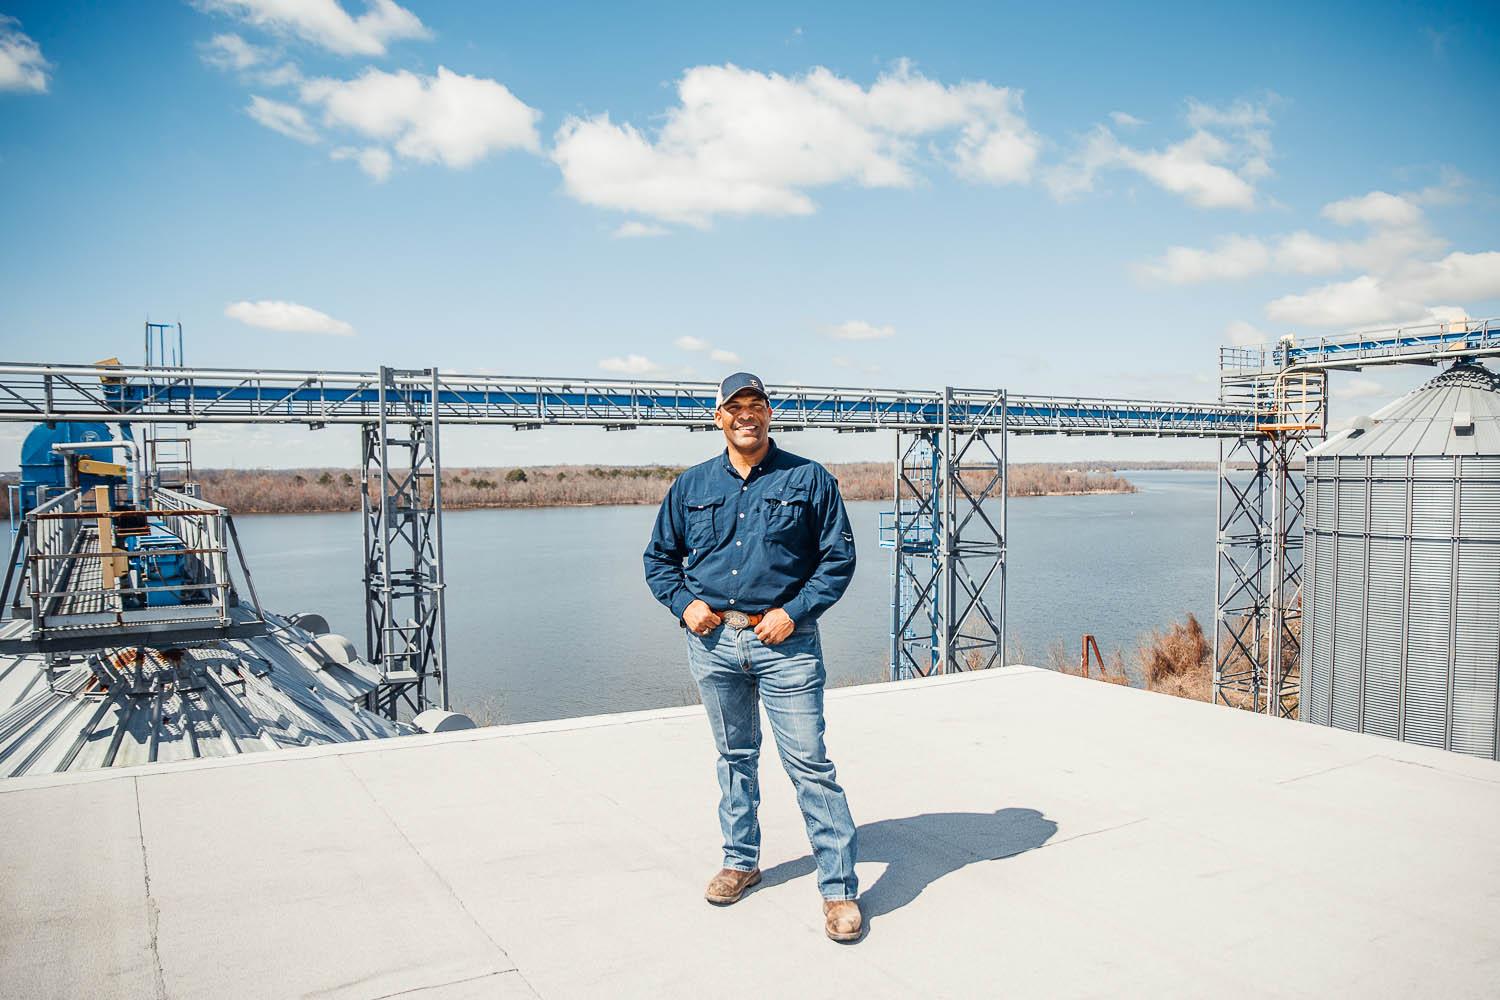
[{"xmin": 0, "ymin": 315, "xmax": 1495, "ymax": 719}]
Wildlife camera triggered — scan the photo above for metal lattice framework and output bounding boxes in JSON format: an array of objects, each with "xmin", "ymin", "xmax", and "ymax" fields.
[
  {"xmin": 360, "ymin": 368, "xmax": 450, "ymax": 720},
  {"xmin": 1213, "ymin": 316, "xmax": 1500, "ymax": 717},
  {"xmin": 884, "ymin": 390, "xmax": 1008, "ymax": 679}
]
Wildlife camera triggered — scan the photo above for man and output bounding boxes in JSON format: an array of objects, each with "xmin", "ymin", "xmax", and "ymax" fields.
[{"xmin": 643, "ymin": 372, "xmax": 862, "ymax": 942}]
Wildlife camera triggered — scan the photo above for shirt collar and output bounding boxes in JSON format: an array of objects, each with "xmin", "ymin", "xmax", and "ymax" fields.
[{"xmin": 720, "ymin": 437, "xmax": 778, "ymax": 477}]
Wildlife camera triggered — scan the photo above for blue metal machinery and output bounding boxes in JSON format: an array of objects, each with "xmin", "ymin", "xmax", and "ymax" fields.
[
  {"xmin": 18, "ymin": 422, "xmax": 121, "ymax": 510},
  {"xmin": 0, "ymin": 315, "xmax": 1497, "ymax": 715}
]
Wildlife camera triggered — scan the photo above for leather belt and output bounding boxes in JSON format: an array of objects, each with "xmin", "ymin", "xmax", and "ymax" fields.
[{"xmin": 718, "ymin": 609, "xmax": 764, "ymax": 630}]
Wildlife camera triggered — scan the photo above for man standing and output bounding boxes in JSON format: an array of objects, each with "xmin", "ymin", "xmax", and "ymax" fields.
[{"xmin": 643, "ymin": 372, "xmax": 862, "ymax": 942}]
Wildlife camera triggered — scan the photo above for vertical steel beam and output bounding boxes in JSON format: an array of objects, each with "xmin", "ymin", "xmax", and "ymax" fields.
[{"xmin": 360, "ymin": 366, "xmax": 450, "ymax": 719}]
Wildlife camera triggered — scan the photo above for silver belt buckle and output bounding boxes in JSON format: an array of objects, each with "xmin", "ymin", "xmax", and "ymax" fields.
[{"xmin": 722, "ymin": 610, "xmax": 750, "ymax": 630}]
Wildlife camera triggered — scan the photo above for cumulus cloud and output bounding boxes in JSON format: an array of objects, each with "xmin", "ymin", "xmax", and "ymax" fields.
[
  {"xmin": 552, "ymin": 60, "xmax": 1040, "ymax": 227},
  {"xmin": 828, "ymin": 320, "xmax": 895, "ymax": 340},
  {"xmin": 330, "ymin": 145, "xmax": 392, "ymax": 180},
  {"xmin": 1108, "ymin": 111, "xmax": 1145, "ymax": 128},
  {"xmin": 201, "ymin": 32, "xmax": 266, "ymax": 71},
  {"xmin": 247, "ymin": 95, "xmax": 319, "ymax": 144},
  {"xmin": 1321, "ymin": 190, "xmax": 1423, "ymax": 229},
  {"xmin": 200, "ymin": 32, "xmax": 301, "ymax": 86},
  {"xmin": 1140, "ymin": 179, "xmax": 1465, "ymax": 327},
  {"xmin": 0, "ymin": 16, "xmax": 50, "ymax": 94},
  {"xmin": 300, "ymin": 66, "xmax": 541, "ymax": 170},
  {"xmin": 1266, "ymin": 251, "xmax": 1500, "ymax": 327},
  {"xmin": 613, "ymin": 221, "xmax": 669, "ymax": 239},
  {"xmin": 674, "ymin": 336, "xmax": 709, "ymax": 351},
  {"xmin": 225, "ymin": 299, "xmax": 354, "ymax": 335},
  {"xmin": 1142, "ymin": 235, "xmax": 1271, "ymax": 283},
  {"xmin": 197, "ymin": 0, "xmax": 428, "ymax": 57},
  {"xmin": 709, "ymin": 348, "xmax": 741, "ymax": 364},
  {"xmin": 1047, "ymin": 96, "xmax": 1275, "ymax": 209},
  {"xmin": 598, "ymin": 354, "xmax": 664, "ymax": 375}
]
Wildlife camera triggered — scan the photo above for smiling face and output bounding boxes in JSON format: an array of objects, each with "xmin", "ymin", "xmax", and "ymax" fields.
[{"xmin": 715, "ymin": 388, "xmax": 772, "ymax": 454}]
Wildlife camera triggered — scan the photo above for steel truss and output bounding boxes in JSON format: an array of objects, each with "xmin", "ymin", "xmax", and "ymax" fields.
[
  {"xmin": 887, "ymin": 390, "xmax": 1007, "ymax": 679},
  {"xmin": 0, "ymin": 362, "xmax": 1259, "ymax": 435},
  {"xmin": 1212, "ymin": 316, "xmax": 1500, "ymax": 717},
  {"xmin": 361, "ymin": 368, "xmax": 450, "ymax": 720}
]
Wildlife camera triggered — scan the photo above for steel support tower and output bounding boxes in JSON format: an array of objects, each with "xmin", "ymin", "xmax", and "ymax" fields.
[
  {"xmin": 888, "ymin": 389, "xmax": 1007, "ymax": 678},
  {"xmin": 360, "ymin": 367, "xmax": 450, "ymax": 719}
]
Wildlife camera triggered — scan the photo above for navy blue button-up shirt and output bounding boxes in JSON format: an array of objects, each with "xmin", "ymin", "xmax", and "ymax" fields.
[{"xmin": 644, "ymin": 439, "xmax": 856, "ymax": 626}]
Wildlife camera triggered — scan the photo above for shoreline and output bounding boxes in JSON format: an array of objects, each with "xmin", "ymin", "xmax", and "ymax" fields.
[{"xmin": 228, "ymin": 485, "xmax": 1140, "ymax": 517}]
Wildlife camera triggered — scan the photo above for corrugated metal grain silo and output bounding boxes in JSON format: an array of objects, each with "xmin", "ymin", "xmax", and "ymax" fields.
[{"xmin": 1303, "ymin": 360, "xmax": 1500, "ymax": 758}]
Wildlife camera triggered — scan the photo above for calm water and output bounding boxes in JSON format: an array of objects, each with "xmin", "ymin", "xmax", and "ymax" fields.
[{"xmin": 231, "ymin": 469, "xmax": 1216, "ymax": 723}]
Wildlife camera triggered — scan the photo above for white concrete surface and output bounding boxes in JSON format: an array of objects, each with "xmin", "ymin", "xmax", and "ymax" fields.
[{"xmin": 3, "ymin": 666, "xmax": 1499, "ymax": 999}]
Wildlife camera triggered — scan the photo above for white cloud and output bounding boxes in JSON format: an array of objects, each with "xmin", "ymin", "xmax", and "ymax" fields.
[
  {"xmin": 828, "ymin": 320, "xmax": 895, "ymax": 341},
  {"xmin": 198, "ymin": 0, "xmax": 428, "ymax": 57},
  {"xmin": 709, "ymin": 348, "xmax": 741, "ymax": 364},
  {"xmin": 1266, "ymin": 251, "xmax": 1500, "ymax": 327},
  {"xmin": 1142, "ymin": 235, "xmax": 1271, "ymax": 283},
  {"xmin": 1118, "ymin": 130, "xmax": 1257, "ymax": 209},
  {"xmin": 200, "ymin": 32, "xmax": 301, "ymax": 87},
  {"xmin": 225, "ymin": 299, "xmax": 354, "ymax": 335},
  {"xmin": 247, "ymin": 95, "xmax": 319, "ymax": 144},
  {"xmin": 331, "ymin": 145, "xmax": 392, "ymax": 180},
  {"xmin": 1321, "ymin": 190, "xmax": 1422, "ymax": 228},
  {"xmin": 598, "ymin": 354, "xmax": 664, "ymax": 375},
  {"xmin": 1420, "ymin": 305, "xmax": 1470, "ymax": 325},
  {"xmin": 613, "ymin": 221, "xmax": 669, "ymax": 239},
  {"xmin": 551, "ymin": 60, "xmax": 1040, "ymax": 227},
  {"xmin": 1224, "ymin": 320, "xmax": 1269, "ymax": 347},
  {"xmin": 301, "ymin": 66, "xmax": 541, "ymax": 169},
  {"xmin": 1047, "ymin": 96, "xmax": 1274, "ymax": 209},
  {"xmin": 674, "ymin": 335, "xmax": 709, "ymax": 351},
  {"xmin": 201, "ymin": 32, "xmax": 266, "ymax": 71},
  {"xmin": 0, "ymin": 16, "xmax": 50, "ymax": 94},
  {"xmin": 1108, "ymin": 111, "xmax": 1145, "ymax": 128}
]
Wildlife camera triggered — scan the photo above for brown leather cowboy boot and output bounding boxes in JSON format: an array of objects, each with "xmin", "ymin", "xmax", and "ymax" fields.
[
  {"xmin": 704, "ymin": 867, "xmax": 761, "ymax": 905},
  {"xmin": 823, "ymin": 898, "xmax": 862, "ymax": 941}
]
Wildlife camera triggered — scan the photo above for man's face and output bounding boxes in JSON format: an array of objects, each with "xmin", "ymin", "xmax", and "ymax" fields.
[{"xmin": 715, "ymin": 390, "xmax": 772, "ymax": 451}]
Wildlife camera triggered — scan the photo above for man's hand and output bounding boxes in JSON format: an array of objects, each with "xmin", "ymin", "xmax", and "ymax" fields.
[
  {"xmin": 683, "ymin": 599, "xmax": 723, "ymax": 636},
  {"xmin": 754, "ymin": 608, "xmax": 796, "ymax": 645}
]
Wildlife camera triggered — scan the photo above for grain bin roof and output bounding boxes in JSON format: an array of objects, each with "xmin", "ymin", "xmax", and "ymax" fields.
[{"xmin": 1309, "ymin": 360, "xmax": 1500, "ymax": 458}]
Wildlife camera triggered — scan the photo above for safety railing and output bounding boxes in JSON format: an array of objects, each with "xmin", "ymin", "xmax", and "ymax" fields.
[{"xmin": 0, "ymin": 485, "xmax": 266, "ymax": 653}]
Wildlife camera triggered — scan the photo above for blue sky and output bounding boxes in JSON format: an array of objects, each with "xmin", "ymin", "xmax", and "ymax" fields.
[{"xmin": 1, "ymin": 1, "xmax": 1497, "ymax": 469}]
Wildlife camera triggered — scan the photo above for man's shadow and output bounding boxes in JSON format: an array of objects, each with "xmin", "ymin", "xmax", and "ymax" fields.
[{"xmin": 760, "ymin": 807, "xmax": 1058, "ymax": 925}]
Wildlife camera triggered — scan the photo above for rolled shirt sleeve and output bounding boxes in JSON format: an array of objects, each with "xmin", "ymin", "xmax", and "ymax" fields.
[
  {"xmin": 780, "ymin": 470, "xmax": 856, "ymax": 626},
  {"xmin": 643, "ymin": 480, "xmax": 697, "ymax": 621}
]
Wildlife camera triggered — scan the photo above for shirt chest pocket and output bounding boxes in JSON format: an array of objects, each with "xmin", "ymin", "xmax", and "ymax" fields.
[
  {"xmin": 763, "ymin": 487, "xmax": 809, "ymax": 535},
  {"xmin": 685, "ymin": 496, "xmax": 724, "ymax": 549}
]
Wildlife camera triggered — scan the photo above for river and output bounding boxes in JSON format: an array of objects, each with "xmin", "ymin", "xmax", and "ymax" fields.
[{"xmin": 230, "ymin": 469, "xmax": 1216, "ymax": 723}]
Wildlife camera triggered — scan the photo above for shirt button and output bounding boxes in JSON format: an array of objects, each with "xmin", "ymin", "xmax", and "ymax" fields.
[
  {"xmin": 731, "ymin": 569, "xmax": 738, "ymax": 575},
  {"xmin": 729, "ymin": 599, "xmax": 736, "ymax": 605},
  {"xmin": 736, "ymin": 541, "xmax": 741, "ymax": 546},
  {"xmin": 738, "ymin": 512, "xmax": 744, "ymax": 519},
  {"xmin": 742, "ymin": 486, "xmax": 747, "ymax": 491}
]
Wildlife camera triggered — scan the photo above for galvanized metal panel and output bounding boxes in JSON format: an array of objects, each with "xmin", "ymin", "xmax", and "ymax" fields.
[
  {"xmin": 1451, "ymin": 543, "xmax": 1500, "ymax": 758},
  {"xmin": 1362, "ymin": 539, "xmax": 1404, "ymax": 739},
  {"xmin": 1331, "ymin": 531, "xmax": 1365, "ymax": 731},
  {"xmin": 1405, "ymin": 539, "xmax": 1454, "ymax": 749}
]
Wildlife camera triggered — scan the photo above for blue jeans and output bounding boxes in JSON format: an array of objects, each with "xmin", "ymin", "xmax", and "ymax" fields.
[{"xmin": 684, "ymin": 622, "xmax": 858, "ymax": 901}]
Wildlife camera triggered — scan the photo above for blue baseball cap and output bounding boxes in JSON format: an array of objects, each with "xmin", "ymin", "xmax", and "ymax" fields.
[{"xmin": 716, "ymin": 371, "xmax": 769, "ymax": 407}]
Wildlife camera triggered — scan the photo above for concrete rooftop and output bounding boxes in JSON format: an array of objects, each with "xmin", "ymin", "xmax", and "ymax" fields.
[{"xmin": 3, "ymin": 665, "xmax": 1499, "ymax": 999}]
